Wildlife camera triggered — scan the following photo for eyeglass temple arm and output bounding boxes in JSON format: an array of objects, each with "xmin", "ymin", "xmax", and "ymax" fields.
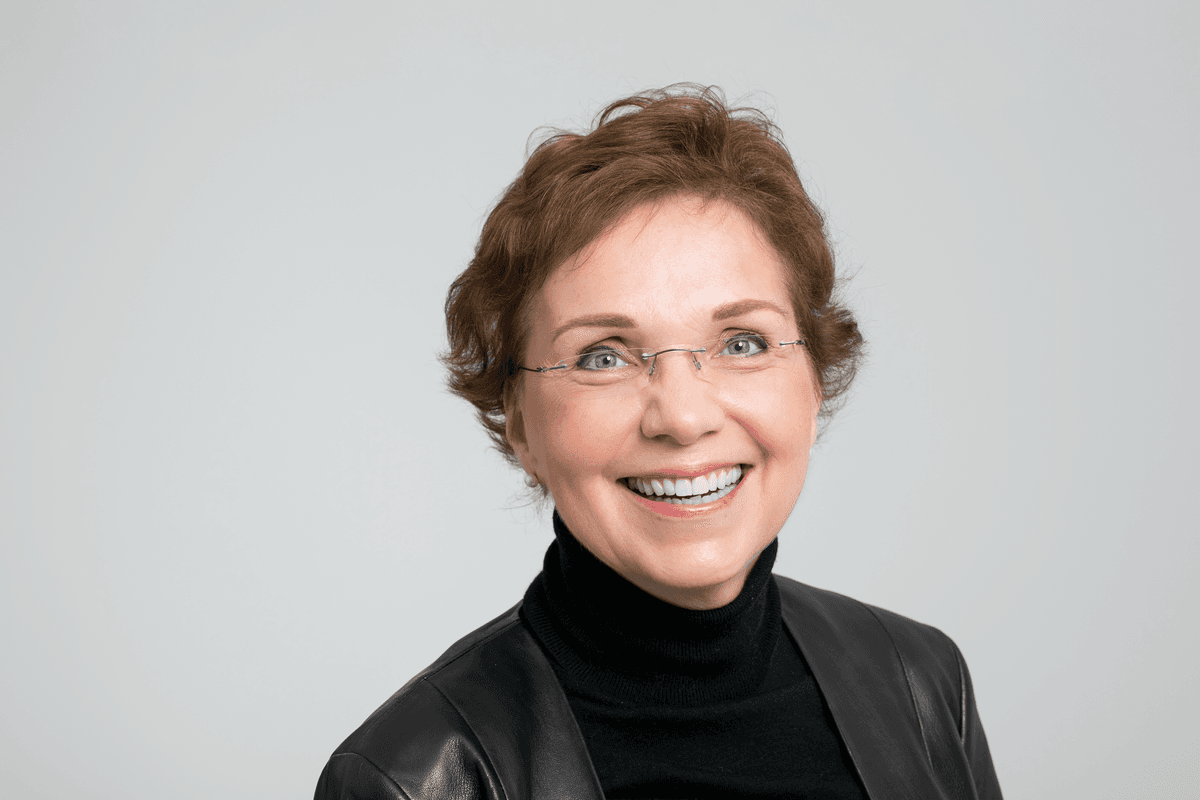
[{"xmin": 516, "ymin": 364, "xmax": 568, "ymax": 373}]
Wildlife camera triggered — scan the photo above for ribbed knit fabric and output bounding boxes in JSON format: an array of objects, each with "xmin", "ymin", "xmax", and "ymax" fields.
[{"xmin": 519, "ymin": 511, "xmax": 869, "ymax": 799}]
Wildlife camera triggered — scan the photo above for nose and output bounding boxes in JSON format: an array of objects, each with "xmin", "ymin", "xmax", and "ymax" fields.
[{"xmin": 639, "ymin": 350, "xmax": 725, "ymax": 446}]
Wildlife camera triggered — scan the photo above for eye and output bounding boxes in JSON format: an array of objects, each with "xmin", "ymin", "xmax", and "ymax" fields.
[
  {"xmin": 575, "ymin": 346, "xmax": 633, "ymax": 371},
  {"xmin": 719, "ymin": 333, "xmax": 769, "ymax": 357}
]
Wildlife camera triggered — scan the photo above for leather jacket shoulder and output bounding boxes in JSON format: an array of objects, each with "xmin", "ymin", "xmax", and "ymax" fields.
[
  {"xmin": 316, "ymin": 603, "xmax": 601, "ymax": 799},
  {"xmin": 776, "ymin": 577, "xmax": 1002, "ymax": 800},
  {"xmin": 315, "ymin": 579, "xmax": 1001, "ymax": 800}
]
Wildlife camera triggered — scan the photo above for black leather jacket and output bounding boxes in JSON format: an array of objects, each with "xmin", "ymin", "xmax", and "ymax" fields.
[{"xmin": 315, "ymin": 576, "xmax": 1002, "ymax": 799}]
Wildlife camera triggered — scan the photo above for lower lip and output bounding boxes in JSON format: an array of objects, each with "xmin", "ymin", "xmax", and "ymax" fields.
[{"xmin": 624, "ymin": 471, "xmax": 748, "ymax": 518}]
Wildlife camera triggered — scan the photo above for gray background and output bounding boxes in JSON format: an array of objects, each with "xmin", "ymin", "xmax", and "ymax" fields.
[{"xmin": 1, "ymin": 2, "xmax": 1196, "ymax": 798}]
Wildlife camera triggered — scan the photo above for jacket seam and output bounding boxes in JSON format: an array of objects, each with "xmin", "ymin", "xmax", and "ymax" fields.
[
  {"xmin": 860, "ymin": 602, "xmax": 937, "ymax": 773},
  {"xmin": 928, "ymin": 625, "xmax": 969, "ymax": 743},
  {"xmin": 951, "ymin": 633, "xmax": 968, "ymax": 741},
  {"xmin": 328, "ymin": 751, "xmax": 414, "ymax": 800}
]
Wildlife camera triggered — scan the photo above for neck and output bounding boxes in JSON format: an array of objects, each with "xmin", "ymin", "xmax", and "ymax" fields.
[{"xmin": 519, "ymin": 510, "xmax": 783, "ymax": 705}]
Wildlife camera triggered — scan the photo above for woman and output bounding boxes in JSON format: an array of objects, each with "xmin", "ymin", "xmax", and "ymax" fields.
[{"xmin": 316, "ymin": 86, "xmax": 1002, "ymax": 799}]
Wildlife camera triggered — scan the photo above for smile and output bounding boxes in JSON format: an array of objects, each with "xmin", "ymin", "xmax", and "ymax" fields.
[{"xmin": 623, "ymin": 465, "xmax": 745, "ymax": 506}]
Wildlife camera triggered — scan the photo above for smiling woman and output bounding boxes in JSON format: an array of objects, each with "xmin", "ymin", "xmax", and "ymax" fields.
[
  {"xmin": 315, "ymin": 86, "xmax": 1003, "ymax": 799},
  {"xmin": 509, "ymin": 198, "xmax": 820, "ymax": 611}
]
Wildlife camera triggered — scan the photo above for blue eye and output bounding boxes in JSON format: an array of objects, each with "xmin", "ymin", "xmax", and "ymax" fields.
[
  {"xmin": 719, "ymin": 334, "xmax": 768, "ymax": 357},
  {"xmin": 576, "ymin": 347, "xmax": 632, "ymax": 371}
]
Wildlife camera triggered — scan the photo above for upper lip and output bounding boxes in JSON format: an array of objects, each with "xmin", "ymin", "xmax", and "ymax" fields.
[{"xmin": 621, "ymin": 463, "xmax": 747, "ymax": 480}]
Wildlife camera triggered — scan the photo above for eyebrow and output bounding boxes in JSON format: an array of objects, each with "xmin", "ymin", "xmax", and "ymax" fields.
[
  {"xmin": 551, "ymin": 314, "xmax": 636, "ymax": 343},
  {"xmin": 711, "ymin": 299, "xmax": 791, "ymax": 321}
]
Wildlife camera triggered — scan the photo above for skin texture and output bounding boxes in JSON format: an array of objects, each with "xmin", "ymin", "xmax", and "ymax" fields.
[{"xmin": 507, "ymin": 197, "xmax": 821, "ymax": 610}]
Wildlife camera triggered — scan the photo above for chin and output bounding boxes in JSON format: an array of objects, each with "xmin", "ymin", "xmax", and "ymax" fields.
[{"xmin": 633, "ymin": 538, "xmax": 763, "ymax": 602}]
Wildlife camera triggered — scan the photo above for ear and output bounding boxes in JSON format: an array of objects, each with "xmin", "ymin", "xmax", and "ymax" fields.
[{"xmin": 504, "ymin": 392, "xmax": 541, "ymax": 481}]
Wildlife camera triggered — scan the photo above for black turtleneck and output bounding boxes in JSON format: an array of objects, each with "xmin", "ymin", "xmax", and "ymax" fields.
[{"xmin": 519, "ymin": 512, "xmax": 868, "ymax": 800}]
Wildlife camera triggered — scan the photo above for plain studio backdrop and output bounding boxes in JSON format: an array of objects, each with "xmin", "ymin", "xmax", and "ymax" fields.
[{"xmin": 1, "ymin": 2, "xmax": 1196, "ymax": 798}]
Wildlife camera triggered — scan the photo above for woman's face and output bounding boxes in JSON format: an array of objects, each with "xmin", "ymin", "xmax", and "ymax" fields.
[{"xmin": 508, "ymin": 197, "xmax": 821, "ymax": 610}]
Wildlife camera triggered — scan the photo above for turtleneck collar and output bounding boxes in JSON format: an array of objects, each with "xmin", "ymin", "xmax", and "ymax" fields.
[{"xmin": 520, "ymin": 510, "xmax": 783, "ymax": 706}]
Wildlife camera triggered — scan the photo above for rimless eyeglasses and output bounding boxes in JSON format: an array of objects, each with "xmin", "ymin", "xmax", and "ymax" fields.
[{"xmin": 516, "ymin": 332, "xmax": 806, "ymax": 387}]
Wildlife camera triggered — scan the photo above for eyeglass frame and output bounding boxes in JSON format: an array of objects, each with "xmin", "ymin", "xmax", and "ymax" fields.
[{"xmin": 515, "ymin": 338, "xmax": 807, "ymax": 378}]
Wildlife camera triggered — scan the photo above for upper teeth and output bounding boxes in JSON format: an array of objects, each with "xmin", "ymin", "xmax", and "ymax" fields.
[{"xmin": 628, "ymin": 466, "xmax": 743, "ymax": 498}]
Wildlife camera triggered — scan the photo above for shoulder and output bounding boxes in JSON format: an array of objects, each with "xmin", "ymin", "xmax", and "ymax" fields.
[
  {"xmin": 315, "ymin": 603, "xmax": 601, "ymax": 800},
  {"xmin": 776, "ymin": 575, "xmax": 952, "ymax": 646},
  {"xmin": 777, "ymin": 575, "xmax": 962, "ymax": 671},
  {"xmin": 315, "ymin": 604, "xmax": 526, "ymax": 800}
]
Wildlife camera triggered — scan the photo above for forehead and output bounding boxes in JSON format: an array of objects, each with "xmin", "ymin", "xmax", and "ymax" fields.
[{"xmin": 532, "ymin": 198, "xmax": 794, "ymax": 346}]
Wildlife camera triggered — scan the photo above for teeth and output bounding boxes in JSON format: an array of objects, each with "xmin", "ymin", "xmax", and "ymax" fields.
[{"xmin": 626, "ymin": 466, "xmax": 744, "ymax": 503}]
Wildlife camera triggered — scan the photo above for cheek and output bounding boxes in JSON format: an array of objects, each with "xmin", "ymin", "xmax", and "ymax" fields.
[
  {"xmin": 528, "ymin": 389, "xmax": 637, "ymax": 478},
  {"xmin": 723, "ymin": 374, "xmax": 819, "ymax": 458}
]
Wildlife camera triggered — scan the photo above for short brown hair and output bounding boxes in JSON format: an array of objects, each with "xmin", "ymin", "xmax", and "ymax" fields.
[{"xmin": 443, "ymin": 85, "xmax": 863, "ymax": 465}]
